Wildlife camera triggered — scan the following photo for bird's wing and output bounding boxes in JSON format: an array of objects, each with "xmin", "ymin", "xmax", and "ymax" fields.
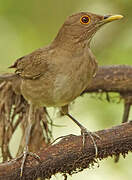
[{"xmin": 9, "ymin": 48, "xmax": 49, "ymax": 79}]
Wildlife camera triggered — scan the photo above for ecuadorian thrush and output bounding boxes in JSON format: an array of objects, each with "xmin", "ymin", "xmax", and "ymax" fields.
[{"xmin": 3, "ymin": 12, "xmax": 123, "ymax": 175}]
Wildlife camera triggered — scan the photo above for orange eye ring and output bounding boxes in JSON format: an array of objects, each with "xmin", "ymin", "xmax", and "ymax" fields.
[{"xmin": 80, "ymin": 15, "xmax": 90, "ymax": 25}]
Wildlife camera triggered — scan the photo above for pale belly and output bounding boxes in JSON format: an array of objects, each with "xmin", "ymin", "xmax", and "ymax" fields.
[
  {"xmin": 52, "ymin": 72, "xmax": 92, "ymax": 106},
  {"xmin": 21, "ymin": 76, "xmax": 90, "ymax": 107},
  {"xmin": 21, "ymin": 59, "xmax": 96, "ymax": 107}
]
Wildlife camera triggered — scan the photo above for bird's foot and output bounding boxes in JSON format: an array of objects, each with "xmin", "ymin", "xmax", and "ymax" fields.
[
  {"xmin": 16, "ymin": 147, "xmax": 40, "ymax": 177},
  {"xmin": 50, "ymin": 134, "xmax": 76, "ymax": 146},
  {"xmin": 81, "ymin": 127, "xmax": 101, "ymax": 157},
  {"xmin": 66, "ymin": 113, "xmax": 101, "ymax": 157}
]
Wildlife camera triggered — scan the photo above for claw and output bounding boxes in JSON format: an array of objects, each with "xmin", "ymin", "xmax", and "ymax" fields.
[
  {"xmin": 91, "ymin": 132, "xmax": 101, "ymax": 140},
  {"xmin": 16, "ymin": 147, "xmax": 40, "ymax": 177},
  {"xmin": 81, "ymin": 127, "xmax": 101, "ymax": 157},
  {"xmin": 66, "ymin": 113, "xmax": 101, "ymax": 158}
]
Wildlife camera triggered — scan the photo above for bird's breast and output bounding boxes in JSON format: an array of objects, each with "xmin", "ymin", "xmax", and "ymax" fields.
[
  {"xmin": 52, "ymin": 56, "xmax": 97, "ymax": 106},
  {"xmin": 21, "ymin": 54, "xmax": 97, "ymax": 107}
]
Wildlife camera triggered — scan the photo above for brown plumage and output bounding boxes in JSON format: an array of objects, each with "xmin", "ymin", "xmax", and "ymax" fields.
[{"xmin": 5, "ymin": 12, "xmax": 123, "ymax": 175}]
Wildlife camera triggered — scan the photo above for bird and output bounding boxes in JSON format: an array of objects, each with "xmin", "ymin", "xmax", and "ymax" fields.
[{"xmin": 0, "ymin": 12, "xmax": 123, "ymax": 175}]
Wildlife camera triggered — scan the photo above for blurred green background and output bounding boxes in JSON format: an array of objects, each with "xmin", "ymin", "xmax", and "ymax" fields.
[{"xmin": 0, "ymin": 0, "xmax": 132, "ymax": 179}]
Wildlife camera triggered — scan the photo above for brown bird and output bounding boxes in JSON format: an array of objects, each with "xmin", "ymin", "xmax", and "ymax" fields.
[{"xmin": 1, "ymin": 12, "xmax": 123, "ymax": 175}]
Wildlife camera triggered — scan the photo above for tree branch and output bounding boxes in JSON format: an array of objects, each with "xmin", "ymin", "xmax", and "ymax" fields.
[
  {"xmin": 84, "ymin": 65, "xmax": 132, "ymax": 93},
  {"xmin": 0, "ymin": 121, "xmax": 132, "ymax": 180},
  {"xmin": 84, "ymin": 65, "xmax": 132, "ymax": 122}
]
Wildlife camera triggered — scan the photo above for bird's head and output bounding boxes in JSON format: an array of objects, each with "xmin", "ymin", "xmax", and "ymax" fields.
[{"xmin": 53, "ymin": 12, "xmax": 123, "ymax": 48}]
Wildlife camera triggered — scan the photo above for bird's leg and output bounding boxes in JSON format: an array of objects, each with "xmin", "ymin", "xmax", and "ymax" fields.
[
  {"xmin": 66, "ymin": 113, "xmax": 100, "ymax": 156},
  {"xmin": 61, "ymin": 105, "xmax": 100, "ymax": 157},
  {"xmin": 18, "ymin": 103, "xmax": 40, "ymax": 176}
]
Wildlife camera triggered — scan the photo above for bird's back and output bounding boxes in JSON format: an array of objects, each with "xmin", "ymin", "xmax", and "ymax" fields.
[{"xmin": 9, "ymin": 46, "xmax": 51, "ymax": 79}]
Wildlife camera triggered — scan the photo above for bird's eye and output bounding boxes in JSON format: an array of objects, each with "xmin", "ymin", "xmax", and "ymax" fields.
[{"xmin": 80, "ymin": 15, "xmax": 90, "ymax": 24}]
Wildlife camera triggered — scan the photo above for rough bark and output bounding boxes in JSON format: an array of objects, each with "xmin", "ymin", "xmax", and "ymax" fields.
[
  {"xmin": 0, "ymin": 122, "xmax": 131, "ymax": 180},
  {"xmin": 82, "ymin": 65, "xmax": 132, "ymax": 94}
]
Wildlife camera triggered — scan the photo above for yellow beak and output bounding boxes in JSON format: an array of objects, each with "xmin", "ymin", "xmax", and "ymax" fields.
[{"xmin": 103, "ymin": 14, "xmax": 123, "ymax": 22}]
